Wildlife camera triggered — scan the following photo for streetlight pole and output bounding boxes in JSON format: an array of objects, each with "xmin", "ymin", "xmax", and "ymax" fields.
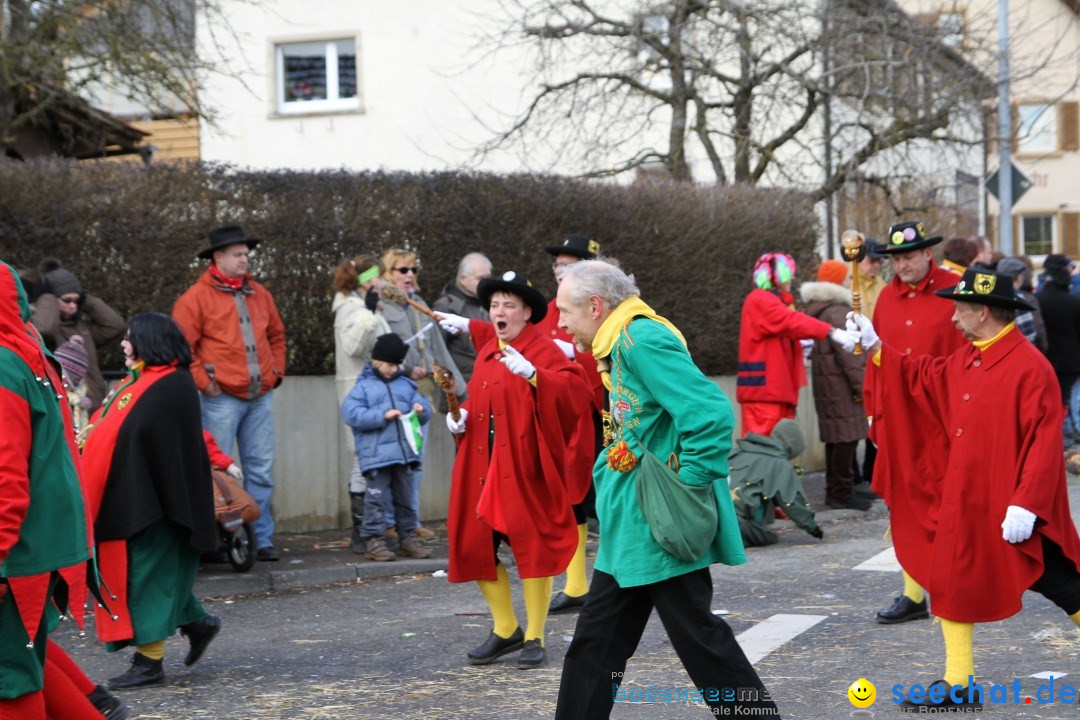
[{"xmin": 997, "ymin": 0, "xmax": 1014, "ymax": 254}]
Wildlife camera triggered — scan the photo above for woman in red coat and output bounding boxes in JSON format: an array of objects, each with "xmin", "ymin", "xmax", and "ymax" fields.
[{"xmin": 442, "ymin": 272, "xmax": 589, "ymax": 669}]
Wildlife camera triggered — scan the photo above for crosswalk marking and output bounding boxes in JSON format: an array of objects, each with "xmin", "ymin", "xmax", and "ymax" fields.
[
  {"xmin": 853, "ymin": 546, "xmax": 902, "ymax": 573},
  {"xmin": 736, "ymin": 613, "xmax": 827, "ymax": 664}
]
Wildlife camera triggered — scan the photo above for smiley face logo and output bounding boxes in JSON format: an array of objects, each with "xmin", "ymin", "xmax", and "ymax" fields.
[{"xmin": 848, "ymin": 678, "xmax": 876, "ymax": 708}]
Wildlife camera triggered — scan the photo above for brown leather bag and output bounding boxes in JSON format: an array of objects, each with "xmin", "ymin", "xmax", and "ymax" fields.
[{"xmin": 211, "ymin": 469, "xmax": 261, "ymax": 531}]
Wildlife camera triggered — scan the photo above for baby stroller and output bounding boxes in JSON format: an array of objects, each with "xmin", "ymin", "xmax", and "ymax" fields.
[{"xmin": 211, "ymin": 468, "xmax": 261, "ymax": 572}]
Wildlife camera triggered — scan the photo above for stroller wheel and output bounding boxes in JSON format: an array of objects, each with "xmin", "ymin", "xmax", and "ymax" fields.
[{"xmin": 228, "ymin": 524, "xmax": 257, "ymax": 572}]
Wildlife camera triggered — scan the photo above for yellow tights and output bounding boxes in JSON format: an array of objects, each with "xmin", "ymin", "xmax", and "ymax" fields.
[
  {"xmin": 902, "ymin": 570, "xmax": 925, "ymax": 604},
  {"xmin": 941, "ymin": 620, "xmax": 974, "ymax": 688},
  {"xmin": 561, "ymin": 524, "xmax": 590, "ymax": 598},
  {"xmin": 136, "ymin": 640, "xmax": 165, "ymax": 660}
]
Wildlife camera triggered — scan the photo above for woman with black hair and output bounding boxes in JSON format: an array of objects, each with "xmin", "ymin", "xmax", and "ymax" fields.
[{"xmin": 81, "ymin": 313, "xmax": 222, "ymax": 690}]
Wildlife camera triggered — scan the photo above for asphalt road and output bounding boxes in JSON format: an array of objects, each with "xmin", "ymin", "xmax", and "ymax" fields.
[{"xmin": 56, "ymin": 478, "xmax": 1080, "ymax": 720}]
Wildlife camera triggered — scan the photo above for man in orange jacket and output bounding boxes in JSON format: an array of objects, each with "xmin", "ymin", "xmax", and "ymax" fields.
[{"xmin": 173, "ymin": 226, "xmax": 287, "ymax": 561}]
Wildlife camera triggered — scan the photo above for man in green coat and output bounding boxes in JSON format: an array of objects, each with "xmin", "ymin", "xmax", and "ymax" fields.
[
  {"xmin": 729, "ymin": 419, "xmax": 823, "ymax": 547},
  {"xmin": 553, "ymin": 261, "xmax": 781, "ymax": 719}
]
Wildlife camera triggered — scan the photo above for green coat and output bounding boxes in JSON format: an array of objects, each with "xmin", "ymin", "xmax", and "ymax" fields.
[
  {"xmin": 593, "ymin": 318, "xmax": 746, "ymax": 587},
  {"xmin": 728, "ymin": 430, "xmax": 819, "ymax": 547}
]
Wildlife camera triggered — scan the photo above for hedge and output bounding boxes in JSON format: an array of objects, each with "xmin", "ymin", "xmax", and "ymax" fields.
[{"xmin": 0, "ymin": 160, "xmax": 819, "ymax": 375}]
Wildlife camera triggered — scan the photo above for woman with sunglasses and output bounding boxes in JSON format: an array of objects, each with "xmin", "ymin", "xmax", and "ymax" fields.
[
  {"xmin": 29, "ymin": 258, "xmax": 125, "ymax": 412},
  {"xmin": 377, "ymin": 248, "xmax": 466, "ymax": 535}
]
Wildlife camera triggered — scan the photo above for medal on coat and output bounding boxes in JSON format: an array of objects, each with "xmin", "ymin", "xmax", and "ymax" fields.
[{"xmin": 605, "ymin": 346, "xmax": 638, "ymax": 473}]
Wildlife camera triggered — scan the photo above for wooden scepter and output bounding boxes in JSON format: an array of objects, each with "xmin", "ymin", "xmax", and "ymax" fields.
[
  {"xmin": 377, "ymin": 283, "xmax": 440, "ymax": 321},
  {"xmin": 840, "ymin": 229, "xmax": 865, "ymax": 356},
  {"xmin": 431, "ymin": 362, "xmax": 461, "ymax": 421}
]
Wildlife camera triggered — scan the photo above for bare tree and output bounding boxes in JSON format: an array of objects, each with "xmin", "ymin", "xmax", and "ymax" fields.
[
  {"xmin": 471, "ymin": 0, "xmax": 1072, "ymax": 200},
  {"xmin": 0, "ymin": 0, "xmax": 242, "ymax": 155}
]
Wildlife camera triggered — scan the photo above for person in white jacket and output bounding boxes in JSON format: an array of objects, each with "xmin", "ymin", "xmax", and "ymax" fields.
[{"xmin": 332, "ymin": 253, "xmax": 391, "ymax": 552}]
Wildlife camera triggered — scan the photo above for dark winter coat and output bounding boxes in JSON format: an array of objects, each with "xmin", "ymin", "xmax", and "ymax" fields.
[
  {"xmin": 799, "ymin": 282, "xmax": 867, "ymax": 444},
  {"xmin": 1036, "ymin": 280, "xmax": 1080, "ymax": 380},
  {"xmin": 431, "ymin": 281, "xmax": 489, "ymax": 382},
  {"xmin": 341, "ymin": 363, "xmax": 431, "ymax": 472}
]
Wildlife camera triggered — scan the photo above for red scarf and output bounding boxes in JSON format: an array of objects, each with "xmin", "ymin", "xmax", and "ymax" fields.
[{"xmin": 209, "ymin": 262, "xmax": 248, "ymax": 292}]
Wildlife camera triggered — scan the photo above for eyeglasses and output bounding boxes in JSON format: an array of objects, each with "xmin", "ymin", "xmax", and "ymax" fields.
[
  {"xmin": 58, "ymin": 294, "xmax": 81, "ymax": 304},
  {"xmin": 394, "ymin": 267, "xmax": 418, "ymax": 274}
]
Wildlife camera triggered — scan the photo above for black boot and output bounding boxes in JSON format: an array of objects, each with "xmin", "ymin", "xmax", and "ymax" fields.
[
  {"xmin": 180, "ymin": 614, "xmax": 222, "ymax": 666},
  {"xmin": 88, "ymin": 685, "xmax": 131, "ymax": 719},
  {"xmin": 350, "ymin": 491, "xmax": 366, "ymax": 554},
  {"xmin": 877, "ymin": 596, "xmax": 930, "ymax": 624},
  {"xmin": 107, "ymin": 652, "xmax": 165, "ymax": 690}
]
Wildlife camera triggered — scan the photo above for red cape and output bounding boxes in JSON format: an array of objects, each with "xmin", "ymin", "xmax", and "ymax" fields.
[
  {"xmin": 447, "ymin": 321, "xmax": 589, "ymax": 582},
  {"xmin": 876, "ymin": 329, "xmax": 1080, "ymax": 622}
]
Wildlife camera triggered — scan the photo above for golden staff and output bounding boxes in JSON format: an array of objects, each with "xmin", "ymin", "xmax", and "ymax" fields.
[
  {"xmin": 841, "ymin": 229, "xmax": 865, "ymax": 356},
  {"xmin": 377, "ymin": 283, "xmax": 440, "ymax": 321},
  {"xmin": 431, "ymin": 362, "xmax": 461, "ymax": 421}
]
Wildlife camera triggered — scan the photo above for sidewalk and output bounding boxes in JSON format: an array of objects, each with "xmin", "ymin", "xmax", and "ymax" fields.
[{"xmin": 194, "ymin": 469, "xmax": 888, "ymax": 598}]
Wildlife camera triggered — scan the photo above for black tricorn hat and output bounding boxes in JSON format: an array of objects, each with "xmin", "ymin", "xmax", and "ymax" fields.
[
  {"xmin": 879, "ymin": 221, "xmax": 942, "ymax": 254},
  {"xmin": 198, "ymin": 225, "xmax": 261, "ymax": 260},
  {"xmin": 545, "ymin": 234, "xmax": 600, "ymax": 259},
  {"xmin": 934, "ymin": 268, "xmax": 1035, "ymax": 311},
  {"xmin": 477, "ymin": 271, "xmax": 548, "ymax": 323}
]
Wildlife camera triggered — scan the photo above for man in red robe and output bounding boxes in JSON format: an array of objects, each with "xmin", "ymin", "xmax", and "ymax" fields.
[
  {"xmin": 536, "ymin": 234, "xmax": 605, "ymax": 613},
  {"xmin": 849, "ymin": 267, "xmax": 1080, "ymax": 710},
  {"xmin": 441, "ymin": 271, "xmax": 589, "ymax": 669},
  {"xmin": 868, "ymin": 221, "xmax": 965, "ymax": 625}
]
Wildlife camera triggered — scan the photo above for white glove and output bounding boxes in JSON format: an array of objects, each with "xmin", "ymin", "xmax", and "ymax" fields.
[
  {"xmin": 845, "ymin": 312, "xmax": 880, "ymax": 350},
  {"xmin": 500, "ymin": 345, "xmax": 536, "ymax": 379},
  {"xmin": 226, "ymin": 463, "xmax": 244, "ymax": 481},
  {"xmin": 828, "ymin": 327, "xmax": 861, "ymax": 354},
  {"xmin": 434, "ymin": 311, "xmax": 470, "ymax": 336},
  {"xmin": 553, "ymin": 338, "xmax": 576, "ymax": 360},
  {"xmin": 800, "ymin": 338, "xmax": 815, "ymax": 359},
  {"xmin": 446, "ymin": 408, "xmax": 468, "ymax": 434},
  {"xmin": 1001, "ymin": 505, "xmax": 1036, "ymax": 543}
]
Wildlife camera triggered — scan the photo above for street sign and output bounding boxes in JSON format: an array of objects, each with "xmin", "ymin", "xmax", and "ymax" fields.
[{"xmin": 985, "ymin": 162, "xmax": 1033, "ymax": 205}]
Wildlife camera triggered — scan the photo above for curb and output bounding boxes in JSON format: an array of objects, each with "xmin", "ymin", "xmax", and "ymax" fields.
[{"xmin": 196, "ymin": 558, "xmax": 449, "ymax": 598}]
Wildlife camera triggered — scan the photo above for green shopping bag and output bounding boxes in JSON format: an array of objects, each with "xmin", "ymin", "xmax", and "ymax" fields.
[{"xmin": 634, "ymin": 444, "xmax": 718, "ymax": 563}]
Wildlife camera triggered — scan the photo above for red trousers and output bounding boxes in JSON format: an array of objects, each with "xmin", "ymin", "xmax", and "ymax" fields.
[{"xmin": 740, "ymin": 401, "xmax": 795, "ymax": 437}]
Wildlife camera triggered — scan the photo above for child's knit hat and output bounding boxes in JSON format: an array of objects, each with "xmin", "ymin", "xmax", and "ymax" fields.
[
  {"xmin": 55, "ymin": 334, "xmax": 90, "ymax": 386},
  {"xmin": 372, "ymin": 333, "xmax": 408, "ymax": 364}
]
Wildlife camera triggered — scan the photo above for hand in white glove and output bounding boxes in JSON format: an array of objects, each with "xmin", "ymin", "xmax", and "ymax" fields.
[
  {"xmin": 446, "ymin": 408, "xmax": 468, "ymax": 434},
  {"xmin": 845, "ymin": 312, "xmax": 880, "ymax": 350},
  {"xmin": 828, "ymin": 327, "xmax": 861, "ymax": 354},
  {"xmin": 434, "ymin": 312, "xmax": 470, "ymax": 336},
  {"xmin": 1001, "ymin": 505, "xmax": 1037, "ymax": 543},
  {"xmin": 500, "ymin": 346, "xmax": 536, "ymax": 380},
  {"xmin": 553, "ymin": 338, "xmax": 576, "ymax": 360},
  {"xmin": 226, "ymin": 463, "xmax": 244, "ymax": 481},
  {"xmin": 800, "ymin": 338, "xmax": 815, "ymax": 359}
]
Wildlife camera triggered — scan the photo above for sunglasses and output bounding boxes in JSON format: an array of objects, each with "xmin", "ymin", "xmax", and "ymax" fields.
[
  {"xmin": 58, "ymin": 294, "xmax": 81, "ymax": 304},
  {"xmin": 394, "ymin": 267, "xmax": 419, "ymax": 274}
]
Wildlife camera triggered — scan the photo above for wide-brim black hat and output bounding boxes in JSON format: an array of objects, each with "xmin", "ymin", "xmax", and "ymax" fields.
[
  {"xmin": 545, "ymin": 233, "xmax": 600, "ymax": 259},
  {"xmin": 865, "ymin": 240, "xmax": 888, "ymax": 259},
  {"xmin": 934, "ymin": 268, "xmax": 1034, "ymax": 311},
  {"xmin": 198, "ymin": 225, "xmax": 261, "ymax": 260},
  {"xmin": 477, "ymin": 271, "xmax": 548, "ymax": 323},
  {"xmin": 879, "ymin": 221, "xmax": 942, "ymax": 254}
]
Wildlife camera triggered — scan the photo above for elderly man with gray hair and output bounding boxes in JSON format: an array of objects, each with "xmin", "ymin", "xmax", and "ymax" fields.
[
  {"xmin": 551, "ymin": 261, "xmax": 781, "ymax": 719},
  {"xmin": 433, "ymin": 252, "xmax": 492, "ymax": 382}
]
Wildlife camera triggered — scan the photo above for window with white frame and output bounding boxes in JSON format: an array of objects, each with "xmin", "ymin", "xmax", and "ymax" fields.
[
  {"xmin": 1021, "ymin": 214, "xmax": 1055, "ymax": 256},
  {"xmin": 1017, "ymin": 103, "xmax": 1056, "ymax": 154},
  {"xmin": 276, "ymin": 38, "xmax": 358, "ymax": 114}
]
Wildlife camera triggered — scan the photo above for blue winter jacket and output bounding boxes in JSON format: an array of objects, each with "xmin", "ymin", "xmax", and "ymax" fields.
[{"xmin": 341, "ymin": 363, "xmax": 431, "ymax": 472}]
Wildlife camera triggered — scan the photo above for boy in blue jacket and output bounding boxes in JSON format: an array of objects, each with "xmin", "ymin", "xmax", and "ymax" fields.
[{"xmin": 342, "ymin": 334, "xmax": 432, "ymax": 561}]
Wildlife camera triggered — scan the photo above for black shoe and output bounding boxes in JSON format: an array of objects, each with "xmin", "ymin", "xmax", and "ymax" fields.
[
  {"xmin": 107, "ymin": 652, "xmax": 165, "ymax": 690},
  {"xmin": 467, "ymin": 627, "xmax": 524, "ymax": 665},
  {"xmin": 256, "ymin": 545, "xmax": 281, "ymax": 561},
  {"xmin": 825, "ymin": 494, "xmax": 873, "ymax": 511},
  {"xmin": 517, "ymin": 638, "xmax": 546, "ymax": 668},
  {"xmin": 88, "ymin": 685, "xmax": 131, "ymax": 719},
  {"xmin": 549, "ymin": 591, "xmax": 588, "ymax": 614},
  {"xmin": 853, "ymin": 483, "xmax": 880, "ymax": 499},
  {"xmin": 180, "ymin": 614, "xmax": 222, "ymax": 666},
  {"xmin": 900, "ymin": 680, "xmax": 983, "ymax": 712},
  {"xmin": 877, "ymin": 596, "xmax": 930, "ymax": 624}
]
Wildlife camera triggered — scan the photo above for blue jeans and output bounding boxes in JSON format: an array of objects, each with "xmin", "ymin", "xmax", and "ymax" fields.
[
  {"xmin": 363, "ymin": 465, "xmax": 418, "ymax": 539},
  {"xmin": 202, "ymin": 391, "xmax": 276, "ymax": 548},
  {"xmin": 386, "ymin": 419, "xmax": 429, "ymax": 528}
]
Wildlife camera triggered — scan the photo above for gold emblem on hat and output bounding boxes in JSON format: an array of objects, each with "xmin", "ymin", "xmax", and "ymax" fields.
[
  {"xmin": 117, "ymin": 392, "xmax": 133, "ymax": 410},
  {"xmin": 891, "ymin": 231, "xmax": 904, "ymax": 245},
  {"xmin": 588, "ymin": 240, "xmax": 600, "ymax": 255},
  {"xmin": 973, "ymin": 273, "xmax": 996, "ymax": 295}
]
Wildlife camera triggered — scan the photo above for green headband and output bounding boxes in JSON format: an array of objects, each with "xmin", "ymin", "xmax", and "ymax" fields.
[{"xmin": 357, "ymin": 265, "xmax": 380, "ymax": 284}]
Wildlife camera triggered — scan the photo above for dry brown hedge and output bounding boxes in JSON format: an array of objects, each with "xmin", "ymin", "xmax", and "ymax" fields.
[{"xmin": 0, "ymin": 160, "xmax": 819, "ymax": 375}]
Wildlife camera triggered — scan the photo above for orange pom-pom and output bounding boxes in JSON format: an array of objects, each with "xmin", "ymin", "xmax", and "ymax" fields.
[{"xmin": 606, "ymin": 441, "xmax": 638, "ymax": 472}]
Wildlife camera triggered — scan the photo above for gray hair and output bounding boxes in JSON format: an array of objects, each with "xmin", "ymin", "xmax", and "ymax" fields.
[
  {"xmin": 561, "ymin": 260, "xmax": 639, "ymax": 308},
  {"xmin": 457, "ymin": 252, "xmax": 492, "ymax": 280}
]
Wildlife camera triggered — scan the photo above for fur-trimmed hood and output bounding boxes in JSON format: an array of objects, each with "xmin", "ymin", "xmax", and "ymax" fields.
[{"xmin": 799, "ymin": 281, "xmax": 852, "ymax": 307}]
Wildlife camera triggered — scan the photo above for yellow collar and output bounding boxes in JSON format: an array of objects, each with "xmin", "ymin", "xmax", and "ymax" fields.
[
  {"xmin": 592, "ymin": 296, "xmax": 685, "ymax": 360},
  {"xmin": 972, "ymin": 322, "xmax": 1016, "ymax": 351}
]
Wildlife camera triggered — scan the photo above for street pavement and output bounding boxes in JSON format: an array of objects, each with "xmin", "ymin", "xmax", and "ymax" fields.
[{"xmin": 55, "ymin": 472, "xmax": 1080, "ymax": 720}]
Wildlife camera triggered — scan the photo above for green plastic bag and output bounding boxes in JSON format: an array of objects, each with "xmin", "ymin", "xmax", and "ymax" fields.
[{"xmin": 634, "ymin": 447, "xmax": 718, "ymax": 563}]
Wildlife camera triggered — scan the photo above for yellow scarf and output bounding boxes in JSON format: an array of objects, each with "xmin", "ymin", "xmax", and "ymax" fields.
[
  {"xmin": 592, "ymin": 296, "xmax": 686, "ymax": 391},
  {"xmin": 972, "ymin": 321, "xmax": 1015, "ymax": 351}
]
